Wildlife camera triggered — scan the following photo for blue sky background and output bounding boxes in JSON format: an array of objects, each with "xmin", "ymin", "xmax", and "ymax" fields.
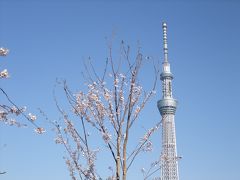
[{"xmin": 1, "ymin": 0, "xmax": 240, "ymax": 180}]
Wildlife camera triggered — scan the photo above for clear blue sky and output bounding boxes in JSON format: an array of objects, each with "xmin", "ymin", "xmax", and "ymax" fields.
[{"xmin": 1, "ymin": 0, "xmax": 240, "ymax": 180}]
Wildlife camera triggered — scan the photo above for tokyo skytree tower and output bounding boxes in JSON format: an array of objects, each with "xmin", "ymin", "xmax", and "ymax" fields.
[{"xmin": 157, "ymin": 22, "xmax": 180, "ymax": 180}]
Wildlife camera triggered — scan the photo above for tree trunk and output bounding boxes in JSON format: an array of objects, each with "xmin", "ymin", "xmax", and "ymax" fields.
[
  {"xmin": 122, "ymin": 122, "xmax": 130, "ymax": 180},
  {"xmin": 116, "ymin": 132, "xmax": 121, "ymax": 180}
]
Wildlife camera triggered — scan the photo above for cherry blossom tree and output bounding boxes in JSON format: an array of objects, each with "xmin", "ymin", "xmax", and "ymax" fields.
[
  {"xmin": 0, "ymin": 47, "xmax": 44, "ymax": 133},
  {"xmin": 1, "ymin": 47, "xmax": 46, "ymax": 176},
  {"xmin": 51, "ymin": 42, "xmax": 162, "ymax": 180}
]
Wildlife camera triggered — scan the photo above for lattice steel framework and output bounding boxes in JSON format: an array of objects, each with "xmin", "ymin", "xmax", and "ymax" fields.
[{"xmin": 157, "ymin": 22, "xmax": 180, "ymax": 180}]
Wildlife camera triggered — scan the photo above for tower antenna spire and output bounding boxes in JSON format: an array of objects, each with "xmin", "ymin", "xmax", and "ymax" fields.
[
  {"xmin": 162, "ymin": 22, "xmax": 168, "ymax": 62},
  {"xmin": 158, "ymin": 22, "xmax": 180, "ymax": 180}
]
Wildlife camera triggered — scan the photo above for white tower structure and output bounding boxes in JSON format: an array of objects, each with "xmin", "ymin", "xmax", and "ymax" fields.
[{"xmin": 157, "ymin": 22, "xmax": 180, "ymax": 180}]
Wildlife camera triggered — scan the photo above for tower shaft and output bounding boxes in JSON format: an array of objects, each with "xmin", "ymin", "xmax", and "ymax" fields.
[
  {"xmin": 158, "ymin": 22, "xmax": 179, "ymax": 180},
  {"xmin": 161, "ymin": 114, "xmax": 179, "ymax": 180}
]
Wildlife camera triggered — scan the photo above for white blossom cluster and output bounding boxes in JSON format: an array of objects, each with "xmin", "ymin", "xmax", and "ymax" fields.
[
  {"xmin": 28, "ymin": 113, "xmax": 37, "ymax": 121},
  {"xmin": 64, "ymin": 148, "xmax": 99, "ymax": 180},
  {"xmin": 0, "ymin": 105, "xmax": 43, "ymax": 133},
  {"xmin": 52, "ymin": 115, "xmax": 99, "ymax": 180},
  {"xmin": 0, "ymin": 47, "xmax": 9, "ymax": 56},
  {"xmin": 139, "ymin": 123, "xmax": 161, "ymax": 153},
  {"xmin": 0, "ymin": 106, "xmax": 27, "ymax": 127},
  {"xmin": 0, "ymin": 69, "xmax": 9, "ymax": 78},
  {"xmin": 34, "ymin": 127, "xmax": 45, "ymax": 134}
]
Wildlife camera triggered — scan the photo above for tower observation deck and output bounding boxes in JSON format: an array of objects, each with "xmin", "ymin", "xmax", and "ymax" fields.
[{"xmin": 158, "ymin": 22, "xmax": 180, "ymax": 180}]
